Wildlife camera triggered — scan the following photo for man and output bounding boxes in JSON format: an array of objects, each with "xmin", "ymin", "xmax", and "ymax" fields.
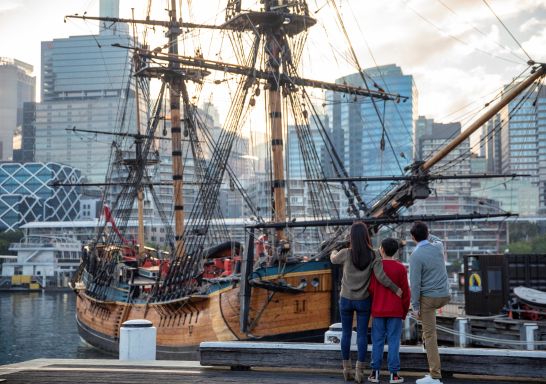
[{"xmin": 409, "ymin": 221, "xmax": 450, "ymax": 384}]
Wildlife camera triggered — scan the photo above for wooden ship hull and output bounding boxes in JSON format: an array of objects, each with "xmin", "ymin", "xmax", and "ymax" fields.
[{"xmin": 75, "ymin": 261, "xmax": 334, "ymax": 358}]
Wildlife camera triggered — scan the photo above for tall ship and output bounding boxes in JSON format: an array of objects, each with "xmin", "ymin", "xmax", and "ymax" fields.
[{"xmin": 66, "ymin": 1, "xmax": 545, "ymax": 357}]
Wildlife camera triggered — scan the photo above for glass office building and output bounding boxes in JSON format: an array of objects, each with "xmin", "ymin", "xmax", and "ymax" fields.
[
  {"xmin": 328, "ymin": 64, "xmax": 417, "ymax": 205},
  {"xmin": 35, "ymin": 22, "xmax": 139, "ymax": 183},
  {"xmin": 286, "ymin": 115, "xmax": 328, "ymax": 180},
  {"xmin": 0, "ymin": 58, "xmax": 36, "ymax": 161},
  {"xmin": 0, "ymin": 162, "xmax": 81, "ymax": 231}
]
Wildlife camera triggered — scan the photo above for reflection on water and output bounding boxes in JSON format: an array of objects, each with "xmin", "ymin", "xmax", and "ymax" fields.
[{"xmin": 0, "ymin": 291, "xmax": 114, "ymax": 364}]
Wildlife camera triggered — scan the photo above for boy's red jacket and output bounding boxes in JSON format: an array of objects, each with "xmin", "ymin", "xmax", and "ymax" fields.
[{"xmin": 370, "ymin": 259, "xmax": 410, "ymax": 318}]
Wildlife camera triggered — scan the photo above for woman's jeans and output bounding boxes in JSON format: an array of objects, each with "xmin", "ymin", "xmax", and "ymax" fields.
[
  {"xmin": 339, "ymin": 296, "xmax": 372, "ymax": 362},
  {"xmin": 371, "ymin": 317, "xmax": 403, "ymax": 372}
]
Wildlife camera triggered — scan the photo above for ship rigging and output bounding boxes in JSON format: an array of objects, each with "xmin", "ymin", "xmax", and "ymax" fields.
[{"xmin": 64, "ymin": 0, "xmax": 545, "ymax": 356}]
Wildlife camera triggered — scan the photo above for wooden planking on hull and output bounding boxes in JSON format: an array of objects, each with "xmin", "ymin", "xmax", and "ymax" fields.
[{"xmin": 76, "ymin": 265, "xmax": 334, "ymax": 352}]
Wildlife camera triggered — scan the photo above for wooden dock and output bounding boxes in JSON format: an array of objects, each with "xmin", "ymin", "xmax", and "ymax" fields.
[
  {"xmin": 1, "ymin": 357, "xmax": 545, "ymax": 384},
  {"xmin": 200, "ymin": 341, "xmax": 546, "ymax": 379}
]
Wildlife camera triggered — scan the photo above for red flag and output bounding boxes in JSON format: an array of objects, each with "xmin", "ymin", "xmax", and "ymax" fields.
[{"xmin": 103, "ymin": 205, "xmax": 128, "ymax": 244}]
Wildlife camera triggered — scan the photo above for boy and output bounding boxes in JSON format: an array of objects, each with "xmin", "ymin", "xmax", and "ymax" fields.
[{"xmin": 368, "ymin": 238, "xmax": 410, "ymax": 384}]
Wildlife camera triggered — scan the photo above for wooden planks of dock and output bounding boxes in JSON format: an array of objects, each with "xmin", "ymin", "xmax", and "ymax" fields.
[
  {"xmin": 200, "ymin": 341, "xmax": 546, "ymax": 379},
  {"xmin": 1, "ymin": 358, "xmax": 546, "ymax": 384}
]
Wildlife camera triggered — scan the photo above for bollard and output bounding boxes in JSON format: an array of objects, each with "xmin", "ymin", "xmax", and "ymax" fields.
[
  {"xmin": 403, "ymin": 316, "xmax": 416, "ymax": 343},
  {"xmin": 454, "ymin": 317, "xmax": 468, "ymax": 347},
  {"xmin": 324, "ymin": 323, "xmax": 356, "ymax": 346},
  {"xmin": 520, "ymin": 322, "xmax": 538, "ymax": 351},
  {"xmin": 119, "ymin": 319, "xmax": 157, "ymax": 360}
]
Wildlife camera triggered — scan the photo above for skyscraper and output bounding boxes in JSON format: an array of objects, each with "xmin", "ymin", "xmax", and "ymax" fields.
[
  {"xmin": 499, "ymin": 85, "xmax": 540, "ymax": 214},
  {"xmin": 328, "ymin": 64, "xmax": 417, "ymax": 204},
  {"xmin": 537, "ymin": 87, "xmax": 546, "ymax": 214},
  {"xmin": 286, "ymin": 114, "xmax": 329, "ymax": 180},
  {"xmin": 13, "ymin": 102, "xmax": 36, "ymax": 163},
  {"xmin": 416, "ymin": 118, "xmax": 470, "ymax": 195},
  {"xmin": 0, "ymin": 58, "xmax": 36, "ymax": 161},
  {"xmin": 34, "ymin": 1, "xmax": 137, "ymax": 182},
  {"xmin": 481, "ymin": 80, "xmax": 545, "ymax": 215}
]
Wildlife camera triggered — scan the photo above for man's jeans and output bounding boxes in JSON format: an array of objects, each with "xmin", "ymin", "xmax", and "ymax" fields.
[
  {"xmin": 371, "ymin": 317, "xmax": 403, "ymax": 372},
  {"xmin": 339, "ymin": 296, "xmax": 372, "ymax": 362}
]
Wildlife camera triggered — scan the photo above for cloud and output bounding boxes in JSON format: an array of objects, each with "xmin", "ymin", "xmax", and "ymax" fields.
[
  {"xmin": 411, "ymin": 65, "xmax": 504, "ymax": 123},
  {"xmin": 522, "ymin": 29, "xmax": 546, "ymax": 62},
  {"xmin": 0, "ymin": 1, "xmax": 22, "ymax": 13},
  {"xmin": 520, "ymin": 17, "xmax": 546, "ymax": 33}
]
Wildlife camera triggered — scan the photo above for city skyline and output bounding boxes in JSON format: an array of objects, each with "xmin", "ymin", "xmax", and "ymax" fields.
[{"xmin": 0, "ymin": 0, "xmax": 545, "ymax": 125}]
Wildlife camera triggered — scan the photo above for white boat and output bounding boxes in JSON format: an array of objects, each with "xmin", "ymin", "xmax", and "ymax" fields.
[{"xmin": 514, "ymin": 286, "xmax": 546, "ymax": 308}]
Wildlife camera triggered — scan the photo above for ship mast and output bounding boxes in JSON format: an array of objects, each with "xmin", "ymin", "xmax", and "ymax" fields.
[
  {"xmin": 131, "ymin": 8, "xmax": 146, "ymax": 255},
  {"xmin": 266, "ymin": 20, "xmax": 288, "ymax": 246},
  {"xmin": 221, "ymin": 0, "xmax": 319, "ymax": 252},
  {"xmin": 166, "ymin": 0, "xmax": 185, "ymax": 254}
]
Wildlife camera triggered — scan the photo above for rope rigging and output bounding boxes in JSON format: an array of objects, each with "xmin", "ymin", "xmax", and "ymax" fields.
[
  {"xmin": 73, "ymin": 1, "xmax": 544, "ymax": 306},
  {"xmin": 431, "ymin": 76, "xmax": 543, "ymax": 176}
]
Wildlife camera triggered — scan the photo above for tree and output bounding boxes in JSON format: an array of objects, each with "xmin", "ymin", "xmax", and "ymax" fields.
[
  {"xmin": 508, "ymin": 234, "xmax": 546, "ymax": 253},
  {"xmin": 0, "ymin": 230, "xmax": 24, "ymax": 257}
]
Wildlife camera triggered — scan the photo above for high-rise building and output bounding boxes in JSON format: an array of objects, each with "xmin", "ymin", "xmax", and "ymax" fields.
[
  {"xmin": 480, "ymin": 81, "xmax": 546, "ymax": 215},
  {"xmin": 500, "ymin": 92, "xmax": 538, "ymax": 180},
  {"xmin": 34, "ymin": 1, "xmax": 136, "ymax": 183},
  {"xmin": 481, "ymin": 114, "xmax": 503, "ymax": 173},
  {"xmin": 417, "ymin": 119, "xmax": 471, "ymax": 195},
  {"xmin": 537, "ymin": 87, "xmax": 546, "ymax": 214},
  {"xmin": 415, "ymin": 115, "xmax": 433, "ymax": 160},
  {"xmin": 0, "ymin": 58, "xmax": 36, "ymax": 161},
  {"xmin": 13, "ymin": 102, "xmax": 36, "ymax": 163},
  {"xmin": 286, "ymin": 114, "xmax": 328, "ymax": 180},
  {"xmin": 327, "ymin": 64, "xmax": 417, "ymax": 204}
]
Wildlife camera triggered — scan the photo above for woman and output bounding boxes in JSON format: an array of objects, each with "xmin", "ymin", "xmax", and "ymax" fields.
[{"xmin": 331, "ymin": 221, "xmax": 402, "ymax": 382}]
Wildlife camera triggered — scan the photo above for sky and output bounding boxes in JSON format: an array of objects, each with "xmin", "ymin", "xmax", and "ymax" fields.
[{"xmin": 1, "ymin": 0, "xmax": 545, "ymax": 126}]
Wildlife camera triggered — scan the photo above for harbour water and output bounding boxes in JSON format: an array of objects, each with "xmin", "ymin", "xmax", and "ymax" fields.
[{"xmin": 0, "ymin": 291, "xmax": 113, "ymax": 365}]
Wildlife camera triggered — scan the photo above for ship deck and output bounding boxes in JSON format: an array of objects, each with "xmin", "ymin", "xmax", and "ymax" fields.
[{"xmin": 1, "ymin": 359, "xmax": 545, "ymax": 384}]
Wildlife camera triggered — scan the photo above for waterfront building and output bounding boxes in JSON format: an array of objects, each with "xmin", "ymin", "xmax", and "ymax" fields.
[
  {"xmin": 0, "ymin": 162, "xmax": 81, "ymax": 231},
  {"xmin": 0, "ymin": 58, "xmax": 36, "ymax": 161},
  {"xmin": 327, "ymin": 64, "xmax": 417, "ymax": 204},
  {"xmin": 2, "ymin": 235, "xmax": 82, "ymax": 288}
]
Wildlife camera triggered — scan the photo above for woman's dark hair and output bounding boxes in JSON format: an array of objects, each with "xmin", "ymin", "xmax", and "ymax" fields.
[
  {"xmin": 350, "ymin": 221, "xmax": 373, "ymax": 271},
  {"xmin": 410, "ymin": 221, "xmax": 429, "ymax": 242}
]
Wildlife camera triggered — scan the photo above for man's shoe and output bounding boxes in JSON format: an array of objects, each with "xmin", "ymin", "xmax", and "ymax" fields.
[
  {"xmin": 415, "ymin": 375, "xmax": 443, "ymax": 384},
  {"xmin": 368, "ymin": 369, "xmax": 380, "ymax": 383},
  {"xmin": 389, "ymin": 372, "xmax": 404, "ymax": 383}
]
